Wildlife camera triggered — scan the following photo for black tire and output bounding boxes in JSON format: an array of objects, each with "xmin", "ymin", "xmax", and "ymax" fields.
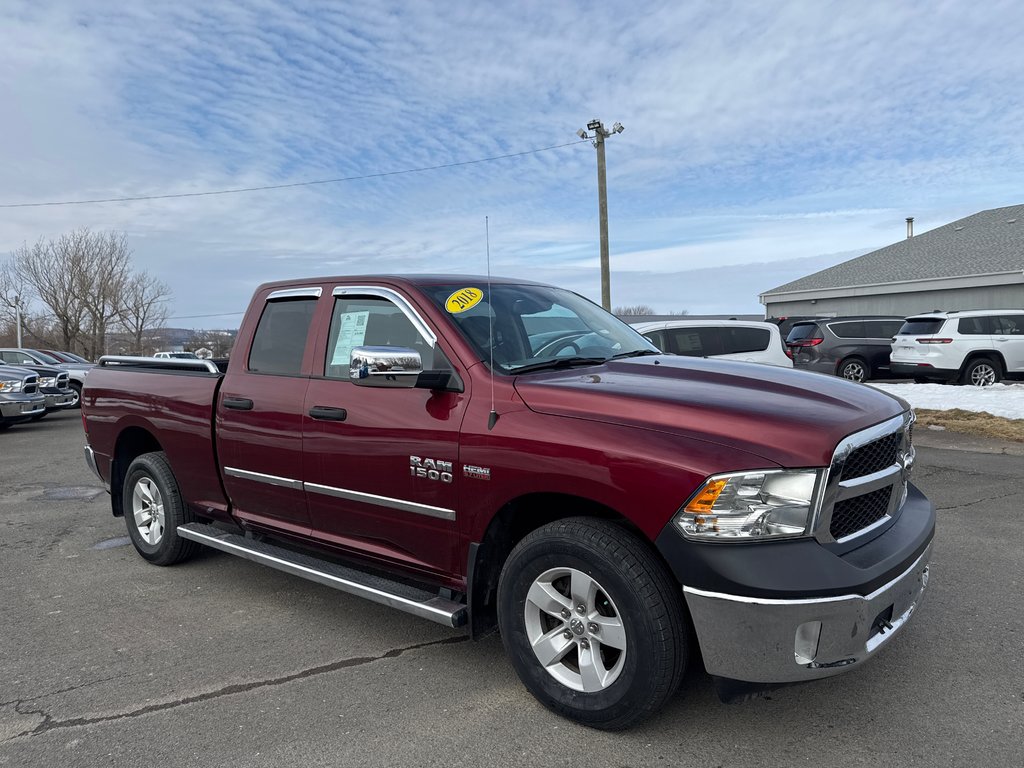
[
  {"xmin": 838, "ymin": 356, "xmax": 868, "ymax": 383},
  {"xmin": 122, "ymin": 451, "xmax": 198, "ymax": 566},
  {"xmin": 961, "ymin": 357, "xmax": 1000, "ymax": 387},
  {"xmin": 68, "ymin": 382, "xmax": 82, "ymax": 409},
  {"xmin": 497, "ymin": 518, "xmax": 686, "ymax": 730}
]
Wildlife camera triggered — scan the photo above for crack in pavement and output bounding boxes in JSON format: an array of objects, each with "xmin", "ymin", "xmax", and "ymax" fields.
[
  {"xmin": 0, "ymin": 673, "xmax": 125, "ymax": 709},
  {"xmin": 4, "ymin": 634, "xmax": 469, "ymax": 743},
  {"xmin": 936, "ymin": 489, "xmax": 1020, "ymax": 512}
]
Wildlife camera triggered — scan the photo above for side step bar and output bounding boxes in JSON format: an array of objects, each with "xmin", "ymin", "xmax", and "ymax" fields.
[{"xmin": 177, "ymin": 523, "xmax": 467, "ymax": 628}]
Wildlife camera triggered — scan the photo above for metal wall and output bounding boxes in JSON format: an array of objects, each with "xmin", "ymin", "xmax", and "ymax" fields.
[{"xmin": 765, "ymin": 284, "xmax": 1024, "ymax": 319}]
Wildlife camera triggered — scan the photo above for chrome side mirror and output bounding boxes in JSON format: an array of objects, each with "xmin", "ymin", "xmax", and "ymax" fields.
[{"xmin": 350, "ymin": 346, "xmax": 423, "ymax": 388}]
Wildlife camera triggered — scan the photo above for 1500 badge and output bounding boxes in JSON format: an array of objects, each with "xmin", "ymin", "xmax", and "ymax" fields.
[{"xmin": 410, "ymin": 456, "xmax": 453, "ymax": 483}]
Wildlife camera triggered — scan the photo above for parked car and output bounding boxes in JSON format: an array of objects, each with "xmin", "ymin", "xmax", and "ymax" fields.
[
  {"xmin": 42, "ymin": 349, "xmax": 93, "ymax": 364},
  {"xmin": 0, "ymin": 366, "xmax": 46, "ymax": 430},
  {"xmin": 631, "ymin": 320, "xmax": 792, "ymax": 368},
  {"xmin": 154, "ymin": 351, "xmax": 199, "ymax": 359},
  {"xmin": 0, "ymin": 348, "xmax": 94, "ymax": 408},
  {"xmin": 785, "ymin": 317, "xmax": 906, "ymax": 382},
  {"xmin": 890, "ymin": 309, "xmax": 1024, "ymax": 386},
  {"xmin": 9, "ymin": 364, "xmax": 73, "ymax": 419}
]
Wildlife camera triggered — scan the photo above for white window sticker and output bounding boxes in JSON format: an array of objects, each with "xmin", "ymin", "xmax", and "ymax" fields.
[{"xmin": 331, "ymin": 311, "xmax": 369, "ymax": 366}]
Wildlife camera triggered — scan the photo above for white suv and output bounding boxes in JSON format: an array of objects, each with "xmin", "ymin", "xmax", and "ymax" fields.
[
  {"xmin": 890, "ymin": 309, "xmax": 1024, "ymax": 386},
  {"xmin": 630, "ymin": 320, "xmax": 792, "ymax": 368}
]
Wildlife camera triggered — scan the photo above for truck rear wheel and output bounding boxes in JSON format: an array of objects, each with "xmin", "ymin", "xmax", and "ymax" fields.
[
  {"xmin": 497, "ymin": 518, "xmax": 686, "ymax": 730},
  {"xmin": 123, "ymin": 451, "xmax": 198, "ymax": 566}
]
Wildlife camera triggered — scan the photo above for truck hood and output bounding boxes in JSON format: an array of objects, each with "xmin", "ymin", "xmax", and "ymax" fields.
[{"xmin": 513, "ymin": 356, "xmax": 907, "ymax": 468}]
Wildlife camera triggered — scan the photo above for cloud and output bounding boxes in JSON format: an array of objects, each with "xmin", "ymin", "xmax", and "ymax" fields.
[{"xmin": 2, "ymin": 0, "xmax": 1023, "ymax": 322}]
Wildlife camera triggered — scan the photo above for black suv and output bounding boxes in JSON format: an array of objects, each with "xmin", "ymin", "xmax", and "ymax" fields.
[{"xmin": 785, "ymin": 316, "xmax": 906, "ymax": 382}]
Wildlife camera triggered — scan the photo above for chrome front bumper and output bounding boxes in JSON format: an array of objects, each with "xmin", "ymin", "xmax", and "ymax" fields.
[
  {"xmin": 0, "ymin": 396, "xmax": 46, "ymax": 418},
  {"xmin": 43, "ymin": 392, "xmax": 76, "ymax": 409},
  {"xmin": 683, "ymin": 542, "xmax": 932, "ymax": 683}
]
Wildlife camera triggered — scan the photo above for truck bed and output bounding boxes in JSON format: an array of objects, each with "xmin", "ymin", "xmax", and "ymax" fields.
[{"xmin": 84, "ymin": 357, "xmax": 230, "ymax": 518}]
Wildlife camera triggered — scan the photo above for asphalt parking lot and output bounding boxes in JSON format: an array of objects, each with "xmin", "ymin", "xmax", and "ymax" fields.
[{"xmin": 1, "ymin": 410, "xmax": 1022, "ymax": 767}]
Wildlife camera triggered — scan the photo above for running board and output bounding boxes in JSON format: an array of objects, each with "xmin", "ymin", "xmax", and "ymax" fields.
[{"xmin": 177, "ymin": 523, "xmax": 467, "ymax": 628}]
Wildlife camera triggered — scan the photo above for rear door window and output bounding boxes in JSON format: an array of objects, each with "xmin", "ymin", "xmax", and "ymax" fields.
[
  {"xmin": 829, "ymin": 321, "xmax": 866, "ymax": 338},
  {"xmin": 722, "ymin": 326, "xmax": 770, "ymax": 354},
  {"xmin": 957, "ymin": 316, "xmax": 994, "ymax": 335},
  {"xmin": 247, "ymin": 298, "xmax": 318, "ymax": 375},
  {"xmin": 897, "ymin": 319, "xmax": 945, "ymax": 335}
]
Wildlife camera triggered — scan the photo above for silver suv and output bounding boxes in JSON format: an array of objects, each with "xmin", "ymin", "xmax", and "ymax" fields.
[{"xmin": 890, "ymin": 309, "xmax": 1024, "ymax": 386}]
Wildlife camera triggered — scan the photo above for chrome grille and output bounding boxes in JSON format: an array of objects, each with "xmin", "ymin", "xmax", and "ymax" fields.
[
  {"xmin": 831, "ymin": 486, "xmax": 893, "ymax": 540},
  {"xmin": 56, "ymin": 372, "xmax": 70, "ymax": 387},
  {"xmin": 816, "ymin": 412, "xmax": 914, "ymax": 544},
  {"xmin": 840, "ymin": 431, "xmax": 902, "ymax": 480},
  {"xmin": 23, "ymin": 376, "xmax": 38, "ymax": 395}
]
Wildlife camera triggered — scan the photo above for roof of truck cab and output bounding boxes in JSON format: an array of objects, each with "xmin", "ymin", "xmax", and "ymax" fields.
[{"xmin": 254, "ymin": 274, "xmax": 549, "ymax": 292}]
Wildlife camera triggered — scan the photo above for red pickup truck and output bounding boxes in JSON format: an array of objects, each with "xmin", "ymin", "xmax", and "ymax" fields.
[{"xmin": 82, "ymin": 275, "xmax": 934, "ymax": 729}]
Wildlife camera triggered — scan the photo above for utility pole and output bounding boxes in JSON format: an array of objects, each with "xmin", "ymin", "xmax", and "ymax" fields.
[
  {"xmin": 577, "ymin": 119, "xmax": 624, "ymax": 310},
  {"xmin": 15, "ymin": 295, "xmax": 22, "ymax": 348}
]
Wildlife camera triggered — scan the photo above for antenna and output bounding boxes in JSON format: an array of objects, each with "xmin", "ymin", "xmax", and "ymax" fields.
[{"xmin": 486, "ymin": 216, "xmax": 499, "ymax": 430}]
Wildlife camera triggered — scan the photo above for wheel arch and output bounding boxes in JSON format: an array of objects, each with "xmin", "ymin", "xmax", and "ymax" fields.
[
  {"xmin": 959, "ymin": 350, "xmax": 1005, "ymax": 375},
  {"xmin": 466, "ymin": 493, "xmax": 666, "ymax": 639},
  {"xmin": 109, "ymin": 427, "xmax": 163, "ymax": 517}
]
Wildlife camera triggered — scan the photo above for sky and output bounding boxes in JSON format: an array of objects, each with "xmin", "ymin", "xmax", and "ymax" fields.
[{"xmin": 2, "ymin": 0, "xmax": 1023, "ymax": 327}]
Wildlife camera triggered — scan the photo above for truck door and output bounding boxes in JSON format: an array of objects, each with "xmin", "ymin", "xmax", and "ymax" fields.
[
  {"xmin": 302, "ymin": 286, "xmax": 468, "ymax": 577},
  {"xmin": 216, "ymin": 289, "xmax": 320, "ymax": 534}
]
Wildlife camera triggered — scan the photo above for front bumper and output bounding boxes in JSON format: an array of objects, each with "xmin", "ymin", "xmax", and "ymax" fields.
[
  {"xmin": 0, "ymin": 394, "xmax": 46, "ymax": 420},
  {"xmin": 683, "ymin": 542, "xmax": 931, "ymax": 683},
  {"xmin": 42, "ymin": 391, "xmax": 76, "ymax": 410}
]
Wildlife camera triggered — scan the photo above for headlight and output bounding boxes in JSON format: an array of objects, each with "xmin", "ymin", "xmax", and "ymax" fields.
[
  {"xmin": 38, "ymin": 377, "xmax": 56, "ymax": 387},
  {"xmin": 0, "ymin": 380, "xmax": 23, "ymax": 393},
  {"xmin": 676, "ymin": 469, "xmax": 822, "ymax": 540}
]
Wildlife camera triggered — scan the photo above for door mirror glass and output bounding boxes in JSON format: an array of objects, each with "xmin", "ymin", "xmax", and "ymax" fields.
[{"xmin": 350, "ymin": 346, "xmax": 423, "ymax": 388}]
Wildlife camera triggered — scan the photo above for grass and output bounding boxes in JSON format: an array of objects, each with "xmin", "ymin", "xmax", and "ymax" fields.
[{"xmin": 914, "ymin": 408, "xmax": 1024, "ymax": 442}]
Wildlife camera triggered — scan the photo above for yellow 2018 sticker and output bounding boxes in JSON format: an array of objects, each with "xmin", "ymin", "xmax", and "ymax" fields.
[{"xmin": 445, "ymin": 287, "xmax": 484, "ymax": 314}]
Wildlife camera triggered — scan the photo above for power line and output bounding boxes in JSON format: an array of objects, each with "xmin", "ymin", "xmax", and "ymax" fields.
[{"xmin": 0, "ymin": 140, "xmax": 588, "ymax": 209}]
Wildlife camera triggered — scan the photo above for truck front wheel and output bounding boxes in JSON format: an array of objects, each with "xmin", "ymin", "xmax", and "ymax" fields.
[
  {"xmin": 497, "ymin": 518, "xmax": 687, "ymax": 730},
  {"xmin": 123, "ymin": 451, "xmax": 198, "ymax": 566}
]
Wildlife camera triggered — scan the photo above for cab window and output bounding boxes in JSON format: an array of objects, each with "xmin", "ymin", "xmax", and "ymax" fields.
[{"xmin": 247, "ymin": 298, "xmax": 318, "ymax": 375}]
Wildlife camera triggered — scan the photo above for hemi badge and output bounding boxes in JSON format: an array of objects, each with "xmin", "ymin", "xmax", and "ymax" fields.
[{"xmin": 463, "ymin": 465, "xmax": 491, "ymax": 481}]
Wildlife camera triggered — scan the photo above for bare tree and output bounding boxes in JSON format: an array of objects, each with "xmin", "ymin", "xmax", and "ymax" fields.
[
  {"xmin": 5, "ymin": 229, "xmax": 172, "ymax": 355},
  {"xmin": 7, "ymin": 236, "xmax": 87, "ymax": 350},
  {"xmin": 120, "ymin": 271, "xmax": 171, "ymax": 355},
  {"xmin": 614, "ymin": 304, "xmax": 658, "ymax": 316},
  {"xmin": 75, "ymin": 231, "xmax": 132, "ymax": 359}
]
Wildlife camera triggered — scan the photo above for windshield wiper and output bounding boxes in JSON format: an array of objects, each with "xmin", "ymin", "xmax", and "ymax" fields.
[
  {"xmin": 508, "ymin": 356, "xmax": 609, "ymax": 375},
  {"xmin": 612, "ymin": 349, "xmax": 661, "ymax": 359}
]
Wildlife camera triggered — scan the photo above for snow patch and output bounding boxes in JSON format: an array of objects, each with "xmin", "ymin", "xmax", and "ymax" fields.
[{"xmin": 866, "ymin": 383, "xmax": 1024, "ymax": 421}]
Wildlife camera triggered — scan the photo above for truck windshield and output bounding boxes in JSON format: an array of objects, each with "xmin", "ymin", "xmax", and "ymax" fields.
[{"xmin": 423, "ymin": 283, "xmax": 659, "ymax": 374}]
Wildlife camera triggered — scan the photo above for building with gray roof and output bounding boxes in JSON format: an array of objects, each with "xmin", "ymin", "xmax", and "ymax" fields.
[{"xmin": 759, "ymin": 204, "xmax": 1024, "ymax": 318}]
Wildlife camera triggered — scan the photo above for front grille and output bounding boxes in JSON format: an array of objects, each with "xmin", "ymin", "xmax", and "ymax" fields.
[
  {"xmin": 23, "ymin": 377, "xmax": 38, "ymax": 395},
  {"xmin": 840, "ymin": 431, "xmax": 902, "ymax": 480},
  {"xmin": 57, "ymin": 373, "xmax": 69, "ymax": 387},
  {"xmin": 831, "ymin": 486, "xmax": 893, "ymax": 540}
]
